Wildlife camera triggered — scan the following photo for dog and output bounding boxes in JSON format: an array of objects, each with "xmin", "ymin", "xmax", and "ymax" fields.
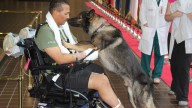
[{"xmin": 68, "ymin": 9, "xmax": 156, "ymax": 108}]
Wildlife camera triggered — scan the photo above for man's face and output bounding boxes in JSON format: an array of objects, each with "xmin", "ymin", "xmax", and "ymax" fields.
[{"xmin": 54, "ymin": 4, "xmax": 70, "ymax": 25}]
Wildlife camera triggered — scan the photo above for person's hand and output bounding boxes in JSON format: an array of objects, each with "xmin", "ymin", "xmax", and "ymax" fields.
[
  {"xmin": 62, "ymin": 40, "xmax": 74, "ymax": 49},
  {"xmin": 4, "ymin": 50, "xmax": 11, "ymax": 55},
  {"xmin": 62, "ymin": 40, "xmax": 71, "ymax": 48},
  {"xmin": 83, "ymin": 48, "xmax": 98, "ymax": 61},
  {"xmin": 172, "ymin": 11, "xmax": 183, "ymax": 18},
  {"xmin": 75, "ymin": 52, "xmax": 86, "ymax": 61},
  {"xmin": 143, "ymin": 23, "xmax": 148, "ymax": 27}
]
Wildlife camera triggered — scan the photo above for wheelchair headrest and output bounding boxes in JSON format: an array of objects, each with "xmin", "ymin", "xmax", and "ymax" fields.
[{"xmin": 17, "ymin": 38, "xmax": 36, "ymax": 49}]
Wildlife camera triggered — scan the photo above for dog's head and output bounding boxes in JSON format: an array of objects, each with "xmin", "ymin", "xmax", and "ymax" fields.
[
  {"xmin": 68, "ymin": 10, "xmax": 120, "ymax": 49},
  {"xmin": 68, "ymin": 9, "xmax": 96, "ymax": 33},
  {"xmin": 68, "ymin": 9, "xmax": 107, "ymax": 34}
]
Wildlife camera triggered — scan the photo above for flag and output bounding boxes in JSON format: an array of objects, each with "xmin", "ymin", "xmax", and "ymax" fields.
[
  {"xmin": 119, "ymin": 0, "xmax": 125, "ymax": 16},
  {"xmin": 110, "ymin": 0, "xmax": 115, "ymax": 7},
  {"xmin": 130, "ymin": 0, "xmax": 139, "ymax": 21},
  {"xmin": 115, "ymin": 0, "xmax": 121, "ymax": 11},
  {"xmin": 106, "ymin": 0, "xmax": 110, "ymax": 4},
  {"xmin": 125, "ymin": 0, "xmax": 130, "ymax": 16}
]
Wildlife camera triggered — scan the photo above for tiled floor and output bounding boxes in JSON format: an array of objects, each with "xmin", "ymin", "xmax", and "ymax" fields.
[{"xmin": 0, "ymin": 0, "xmax": 190, "ymax": 108}]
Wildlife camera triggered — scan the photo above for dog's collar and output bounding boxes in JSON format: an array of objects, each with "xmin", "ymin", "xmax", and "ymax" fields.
[{"xmin": 92, "ymin": 20, "xmax": 108, "ymax": 35}]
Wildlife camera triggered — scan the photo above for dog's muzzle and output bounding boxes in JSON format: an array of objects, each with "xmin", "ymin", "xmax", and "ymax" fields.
[{"xmin": 68, "ymin": 18, "xmax": 82, "ymax": 27}]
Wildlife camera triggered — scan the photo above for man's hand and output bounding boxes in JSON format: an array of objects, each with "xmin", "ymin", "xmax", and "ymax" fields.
[
  {"xmin": 62, "ymin": 39, "xmax": 95, "ymax": 51},
  {"xmin": 62, "ymin": 40, "xmax": 75, "ymax": 49},
  {"xmin": 75, "ymin": 52, "xmax": 86, "ymax": 60}
]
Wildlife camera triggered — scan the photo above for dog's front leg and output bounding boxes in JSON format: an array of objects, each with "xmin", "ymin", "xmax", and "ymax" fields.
[
  {"xmin": 128, "ymin": 87, "xmax": 137, "ymax": 108},
  {"xmin": 123, "ymin": 78, "xmax": 129, "ymax": 87}
]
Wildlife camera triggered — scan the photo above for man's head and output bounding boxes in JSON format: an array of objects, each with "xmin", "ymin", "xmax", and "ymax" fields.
[{"xmin": 49, "ymin": 0, "xmax": 70, "ymax": 26}]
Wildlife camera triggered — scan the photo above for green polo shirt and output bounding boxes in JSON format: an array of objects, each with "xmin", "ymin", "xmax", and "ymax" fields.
[
  {"xmin": 35, "ymin": 24, "xmax": 77, "ymax": 52},
  {"xmin": 35, "ymin": 24, "xmax": 78, "ymax": 74}
]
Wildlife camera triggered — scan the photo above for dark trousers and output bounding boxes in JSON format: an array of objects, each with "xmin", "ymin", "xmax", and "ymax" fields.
[
  {"xmin": 167, "ymin": 32, "xmax": 171, "ymax": 53},
  {"xmin": 170, "ymin": 41, "xmax": 192, "ymax": 101}
]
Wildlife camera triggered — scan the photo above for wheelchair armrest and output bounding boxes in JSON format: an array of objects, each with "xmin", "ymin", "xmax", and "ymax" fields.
[
  {"xmin": 31, "ymin": 61, "xmax": 92, "ymax": 74},
  {"xmin": 17, "ymin": 38, "xmax": 34, "ymax": 48},
  {"xmin": 31, "ymin": 64, "xmax": 72, "ymax": 71}
]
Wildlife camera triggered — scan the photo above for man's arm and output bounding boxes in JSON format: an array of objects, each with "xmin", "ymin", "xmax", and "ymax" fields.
[
  {"xmin": 44, "ymin": 46, "xmax": 86, "ymax": 64},
  {"xmin": 62, "ymin": 40, "xmax": 95, "ymax": 51},
  {"xmin": 165, "ymin": 3, "xmax": 183, "ymax": 21}
]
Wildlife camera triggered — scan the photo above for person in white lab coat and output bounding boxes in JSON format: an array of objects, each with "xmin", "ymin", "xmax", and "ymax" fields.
[
  {"xmin": 165, "ymin": 0, "xmax": 192, "ymax": 106},
  {"xmin": 139, "ymin": 0, "xmax": 170, "ymax": 83}
]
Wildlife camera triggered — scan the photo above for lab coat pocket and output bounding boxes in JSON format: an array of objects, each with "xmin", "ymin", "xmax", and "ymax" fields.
[
  {"xmin": 141, "ymin": 26, "xmax": 154, "ymax": 41},
  {"xmin": 147, "ymin": 6, "xmax": 155, "ymax": 16}
]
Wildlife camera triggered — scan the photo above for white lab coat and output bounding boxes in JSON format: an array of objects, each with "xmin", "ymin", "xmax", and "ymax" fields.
[
  {"xmin": 139, "ymin": 0, "xmax": 170, "ymax": 55},
  {"xmin": 169, "ymin": 0, "xmax": 192, "ymax": 58}
]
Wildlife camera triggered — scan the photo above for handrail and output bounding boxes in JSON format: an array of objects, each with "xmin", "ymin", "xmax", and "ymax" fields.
[
  {"xmin": 0, "ymin": 56, "xmax": 24, "ymax": 108},
  {"xmin": 0, "ymin": 10, "xmax": 42, "ymax": 35},
  {"xmin": 0, "ymin": 10, "xmax": 42, "ymax": 108},
  {"xmin": 0, "ymin": 10, "xmax": 42, "ymax": 14}
]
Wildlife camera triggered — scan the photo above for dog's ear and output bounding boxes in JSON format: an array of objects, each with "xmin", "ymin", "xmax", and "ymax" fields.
[{"xmin": 88, "ymin": 9, "xmax": 95, "ymax": 18}]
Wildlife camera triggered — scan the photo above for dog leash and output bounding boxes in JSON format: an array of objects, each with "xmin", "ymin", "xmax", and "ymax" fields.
[{"xmin": 82, "ymin": 49, "xmax": 96, "ymax": 61}]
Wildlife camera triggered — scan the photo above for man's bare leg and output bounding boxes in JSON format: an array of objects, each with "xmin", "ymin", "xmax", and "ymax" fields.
[{"xmin": 88, "ymin": 73, "xmax": 123, "ymax": 108}]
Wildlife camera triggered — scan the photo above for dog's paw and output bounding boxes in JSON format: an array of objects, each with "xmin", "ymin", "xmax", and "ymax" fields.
[
  {"xmin": 84, "ymin": 48, "xmax": 98, "ymax": 61},
  {"xmin": 124, "ymin": 80, "xmax": 129, "ymax": 86}
]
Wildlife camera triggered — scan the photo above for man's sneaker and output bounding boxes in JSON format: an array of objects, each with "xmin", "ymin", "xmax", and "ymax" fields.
[
  {"xmin": 164, "ymin": 60, "xmax": 170, "ymax": 64},
  {"xmin": 178, "ymin": 101, "xmax": 188, "ymax": 106},
  {"xmin": 168, "ymin": 90, "xmax": 175, "ymax": 95}
]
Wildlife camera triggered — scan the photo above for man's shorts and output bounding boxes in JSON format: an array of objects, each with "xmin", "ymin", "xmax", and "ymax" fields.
[{"xmin": 56, "ymin": 63, "xmax": 104, "ymax": 92}]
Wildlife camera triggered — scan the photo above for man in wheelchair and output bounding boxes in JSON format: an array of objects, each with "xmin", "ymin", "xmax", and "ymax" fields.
[{"xmin": 24, "ymin": 0, "xmax": 123, "ymax": 108}]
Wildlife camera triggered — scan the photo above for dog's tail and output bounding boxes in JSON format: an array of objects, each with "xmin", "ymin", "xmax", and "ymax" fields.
[{"xmin": 136, "ymin": 72, "xmax": 148, "ymax": 84}]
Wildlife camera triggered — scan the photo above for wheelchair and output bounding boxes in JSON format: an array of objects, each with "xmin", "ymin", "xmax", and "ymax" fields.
[{"xmin": 17, "ymin": 24, "xmax": 109, "ymax": 108}]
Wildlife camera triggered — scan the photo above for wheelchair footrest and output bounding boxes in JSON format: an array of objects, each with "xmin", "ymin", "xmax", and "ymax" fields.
[
  {"xmin": 37, "ymin": 102, "xmax": 90, "ymax": 108},
  {"xmin": 37, "ymin": 102, "xmax": 71, "ymax": 108}
]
